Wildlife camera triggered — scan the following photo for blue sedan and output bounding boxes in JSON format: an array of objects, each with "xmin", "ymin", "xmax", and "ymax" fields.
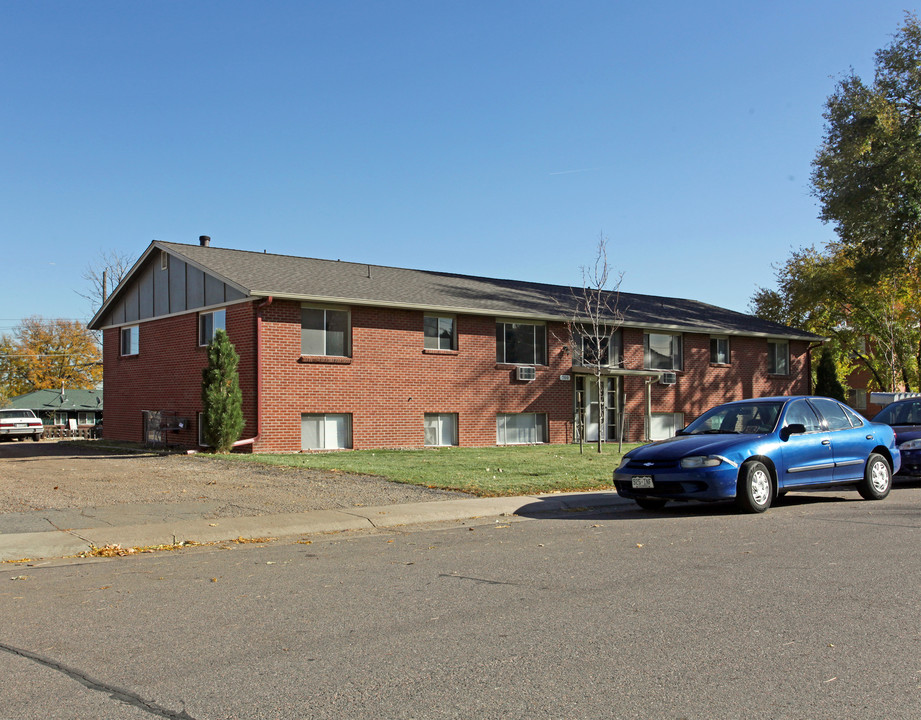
[
  {"xmin": 614, "ymin": 396, "xmax": 899, "ymax": 513},
  {"xmin": 872, "ymin": 397, "xmax": 921, "ymax": 477}
]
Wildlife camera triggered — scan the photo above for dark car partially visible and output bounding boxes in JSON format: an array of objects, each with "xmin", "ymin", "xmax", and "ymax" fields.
[{"xmin": 872, "ymin": 398, "xmax": 921, "ymax": 477}]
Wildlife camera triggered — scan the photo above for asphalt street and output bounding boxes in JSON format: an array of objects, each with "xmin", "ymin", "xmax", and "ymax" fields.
[{"xmin": 3, "ymin": 483, "xmax": 921, "ymax": 719}]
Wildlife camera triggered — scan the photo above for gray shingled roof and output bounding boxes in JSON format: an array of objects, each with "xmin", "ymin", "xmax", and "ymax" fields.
[{"xmin": 135, "ymin": 241, "xmax": 817, "ymax": 340}]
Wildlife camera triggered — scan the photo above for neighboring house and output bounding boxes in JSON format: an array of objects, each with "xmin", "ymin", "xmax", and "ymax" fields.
[
  {"xmin": 6, "ymin": 388, "xmax": 103, "ymax": 430},
  {"xmin": 88, "ymin": 237, "xmax": 820, "ymax": 451}
]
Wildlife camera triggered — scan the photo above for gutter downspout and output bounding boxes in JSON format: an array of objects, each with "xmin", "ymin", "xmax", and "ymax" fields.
[{"xmin": 233, "ymin": 296, "xmax": 274, "ymax": 448}]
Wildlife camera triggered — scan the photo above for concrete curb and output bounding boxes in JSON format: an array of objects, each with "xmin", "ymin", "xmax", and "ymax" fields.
[{"xmin": 0, "ymin": 491, "xmax": 629, "ymax": 563}]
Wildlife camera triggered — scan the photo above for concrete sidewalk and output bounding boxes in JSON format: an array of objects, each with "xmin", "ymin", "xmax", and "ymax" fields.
[{"xmin": 0, "ymin": 491, "xmax": 631, "ymax": 562}]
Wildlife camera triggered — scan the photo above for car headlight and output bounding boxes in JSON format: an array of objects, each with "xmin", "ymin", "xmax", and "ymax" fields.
[
  {"xmin": 899, "ymin": 439, "xmax": 921, "ymax": 451},
  {"xmin": 680, "ymin": 455, "xmax": 723, "ymax": 469}
]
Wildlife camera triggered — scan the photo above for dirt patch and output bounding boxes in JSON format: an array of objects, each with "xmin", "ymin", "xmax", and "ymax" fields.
[{"xmin": 0, "ymin": 440, "xmax": 464, "ymax": 518}]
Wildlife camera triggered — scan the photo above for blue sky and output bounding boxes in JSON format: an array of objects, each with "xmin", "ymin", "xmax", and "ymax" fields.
[{"xmin": 1, "ymin": 1, "xmax": 915, "ymax": 331}]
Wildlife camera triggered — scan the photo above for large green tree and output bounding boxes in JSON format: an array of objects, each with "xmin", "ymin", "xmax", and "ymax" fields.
[
  {"xmin": 755, "ymin": 13, "xmax": 921, "ymax": 393},
  {"xmin": 812, "ymin": 12, "xmax": 921, "ymax": 274},
  {"xmin": 752, "ymin": 242, "xmax": 921, "ymax": 392},
  {"xmin": 201, "ymin": 329, "xmax": 244, "ymax": 453}
]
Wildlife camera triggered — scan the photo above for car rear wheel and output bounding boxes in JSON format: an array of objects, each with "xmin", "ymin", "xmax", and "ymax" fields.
[
  {"xmin": 736, "ymin": 461, "xmax": 773, "ymax": 513},
  {"xmin": 857, "ymin": 453, "xmax": 891, "ymax": 500},
  {"xmin": 635, "ymin": 497, "xmax": 668, "ymax": 511}
]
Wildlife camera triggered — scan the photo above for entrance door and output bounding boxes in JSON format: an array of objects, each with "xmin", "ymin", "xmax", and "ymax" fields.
[
  {"xmin": 584, "ymin": 380, "xmax": 601, "ymax": 442},
  {"xmin": 576, "ymin": 376, "xmax": 623, "ymax": 443}
]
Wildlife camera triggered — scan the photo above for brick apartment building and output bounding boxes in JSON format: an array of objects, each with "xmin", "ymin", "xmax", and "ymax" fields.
[{"xmin": 88, "ymin": 238, "xmax": 820, "ymax": 451}]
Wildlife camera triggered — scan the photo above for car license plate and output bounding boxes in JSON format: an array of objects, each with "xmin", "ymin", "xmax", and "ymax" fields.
[
  {"xmin": 632, "ymin": 475, "xmax": 654, "ymax": 489},
  {"xmin": 16, "ymin": 423, "xmax": 26, "ymax": 428}
]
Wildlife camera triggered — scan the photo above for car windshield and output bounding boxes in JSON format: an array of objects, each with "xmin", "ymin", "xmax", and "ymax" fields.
[
  {"xmin": 682, "ymin": 401, "xmax": 783, "ymax": 435},
  {"xmin": 874, "ymin": 400, "xmax": 921, "ymax": 426}
]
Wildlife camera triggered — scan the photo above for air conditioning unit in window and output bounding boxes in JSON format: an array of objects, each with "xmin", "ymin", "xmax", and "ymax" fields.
[
  {"xmin": 517, "ymin": 366, "xmax": 537, "ymax": 382},
  {"xmin": 659, "ymin": 372, "xmax": 677, "ymax": 385}
]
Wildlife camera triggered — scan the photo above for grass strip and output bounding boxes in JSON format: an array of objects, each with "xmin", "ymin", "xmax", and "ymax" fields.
[{"xmin": 214, "ymin": 443, "xmax": 640, "ymax": 497}]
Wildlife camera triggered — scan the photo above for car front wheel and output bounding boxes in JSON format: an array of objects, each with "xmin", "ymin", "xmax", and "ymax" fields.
[
  {"xmin": 857, "ymin": 453, "xmax": 891, "ymax": 500},
  {"xmin": 736, "ymin": 461, "xmax": 773, "ymax": 513}
]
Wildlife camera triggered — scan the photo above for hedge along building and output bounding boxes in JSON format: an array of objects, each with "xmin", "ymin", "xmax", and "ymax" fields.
[{"xmin": 88, "ymin": 237, "xmax": 820, "ymax": 451}]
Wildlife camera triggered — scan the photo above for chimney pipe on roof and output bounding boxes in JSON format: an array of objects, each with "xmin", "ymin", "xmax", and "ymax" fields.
[{"xmin": 200, "ymin": 235, "xmax": 211, "ymax": 247}]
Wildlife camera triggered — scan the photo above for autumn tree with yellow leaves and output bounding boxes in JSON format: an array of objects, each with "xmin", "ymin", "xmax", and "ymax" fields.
[{"xmin": 0, "ymin": 317, "xmax": 102, "ymax": 399}]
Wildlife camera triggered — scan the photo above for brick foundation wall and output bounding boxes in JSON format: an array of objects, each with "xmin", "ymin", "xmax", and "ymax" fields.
[{"xmin": 102, "ymin": 298, "xmax": 813, "ymax": 451}]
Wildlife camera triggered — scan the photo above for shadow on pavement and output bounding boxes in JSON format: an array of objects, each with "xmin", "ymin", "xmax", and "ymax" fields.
[{"xmin": 514, "ymin": 489, "xmax": 868, "ymax": 521}]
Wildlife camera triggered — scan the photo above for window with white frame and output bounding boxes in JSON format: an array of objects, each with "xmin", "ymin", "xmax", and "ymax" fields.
[
  {"xmin": 54, "ymin": 411, "xmax": 68, "ymax": 426},
  {"xmin": 710, "ymin": 336, "xmax": 730, "ymax": 364},
  {"xmin": 424, "ymin": 315, "xmax": 456, "ymax": 350},
  {"xmin": 77, "ymin": 412, "xmax": 96, "ymax": 426},
  {"xmin": 644, "ymin": 332, "xmax": 682, "ymax": 371},
  {"xmin": 767, "ymin": 340, "xmax": 789, "ymax": 375},
  {"xmin": 496, "ymin": 321, "xmax": 547, "ymax": 365},
  {"xmin": 120, "ymin": 325, "xmax": 139, "ymax": 356},
  {"xmin": 301, "ymin": 306, "xmax": 350, "ymax": 357},
  {"xmin": 496, "ymin": 413, "xmax": 548, "ymax": 445},
  {"xmin": 301, "ymin": 413, "xmax": 352, "ymax": 450},
  {"xmin": 424, "ymin": 413, "xmax": 458, "ymax": 446},
  {"xmin": 575, "ymin": 327, "xmax": 623, "ymax": 367},
  {"xmin": 199, "ymin": 309, "xmax": 226, "ymax": 346},
  {"xmin": 649, "ymin": 412, "xmax": 684, "ymax": 441}
]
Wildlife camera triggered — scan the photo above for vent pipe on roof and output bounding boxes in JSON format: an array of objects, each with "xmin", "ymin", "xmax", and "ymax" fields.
[{"xmin": 200, "ymin": 235, "xmax": 211, "ymax": 247}]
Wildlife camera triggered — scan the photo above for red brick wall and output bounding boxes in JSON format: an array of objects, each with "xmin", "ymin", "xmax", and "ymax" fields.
[
  {"xmin": 102, "ymin": 298, "xmax": 813, "ymax": 451},
  {"xmin": 619, "ymin": 330, "xmax": 812, "ymax": 431},
  {"xmin": 254, "ymin": 301, "xmax": 573, "ymax": 451},
  {"xmin": 102, "ymin": 303, "xmax": 257, "ymax": 446}
]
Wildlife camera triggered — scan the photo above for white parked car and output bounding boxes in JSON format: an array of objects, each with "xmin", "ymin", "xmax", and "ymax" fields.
[{"xmin": 0, "ymin": 409, "xmax": 44, "ymax": 441}]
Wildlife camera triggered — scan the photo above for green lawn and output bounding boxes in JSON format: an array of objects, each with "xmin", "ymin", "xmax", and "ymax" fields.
[{"xmin": 216, "ymin": 443, "xmax": 641, "ymax": 497}]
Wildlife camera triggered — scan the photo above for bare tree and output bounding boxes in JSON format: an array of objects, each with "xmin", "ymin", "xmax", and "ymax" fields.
[
  {"xmin": 77, "ymin": 249, "xmax": 135, "ymax": 314},
  {"xmin": 560, "ymin": 235, "xmax": 625, "ymax": 453}
]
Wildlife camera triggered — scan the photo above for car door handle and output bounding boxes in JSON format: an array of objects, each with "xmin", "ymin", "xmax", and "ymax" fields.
[
  {"xmin": 822, "ymin": 439, "xmax": 831, "ymax": 445},
  {"xmin": 866, "ymin": 435, "xmax": 873, "ymax": 440}
]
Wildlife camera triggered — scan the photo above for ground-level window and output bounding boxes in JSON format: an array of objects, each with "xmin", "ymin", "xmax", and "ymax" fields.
[
  {"xmin": 424, "ymin": 315, "xmax": 456, "ymax": 350},
  {"xmin": 197, "ymin": 412, "xmax": 210, "ymax": 447},
  {"xmin": 767, "ymin": 340, "xmax": 789, "ymax": 375},
  {"xmin": 301, "ymin": 413, "xmax": 352, "ymax": 450},
  {"xmin": 710, "ymin": 336, "xmax": 730, "ymax": 364},
  {"xmin": 199, "ymin": 309, "xmax": 226, "ymax": 346},
  {"xmin": 496, "ymin": 321, "xmax": 547, "ymax": 365},
  {"xmin": 496, "ymin": 413, "xmax": 548, "ymax": 445},
  {"xmin": 301, "ymin": 305, "xmax": 350, "ymax": 357},
  {"xmin": 424, "ymin": 413, "xmax": 458, "ymax": 446},
  {"xmin": 120, "ymin": 325, "xmax": 139, "ymax": 356},
  {"xmin": 54, "ymin": 411, "xmax": 68, "ymax": 426},
  {"xmin": 644, "ymin": 332, "xmax": 682, "ymax": 371},
  {"xmin": 649, "ymin": 412, "xmax": 684, "ymax": 441},
  {"xmin": 77, "ymin": 412, "xmax": 96, "ymax": 426}
]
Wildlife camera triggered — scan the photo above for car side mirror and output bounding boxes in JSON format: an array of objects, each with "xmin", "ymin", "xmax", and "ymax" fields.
[{"xmin": 780, "ymin": 423, "xmax": 806, "ymax": 441}]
